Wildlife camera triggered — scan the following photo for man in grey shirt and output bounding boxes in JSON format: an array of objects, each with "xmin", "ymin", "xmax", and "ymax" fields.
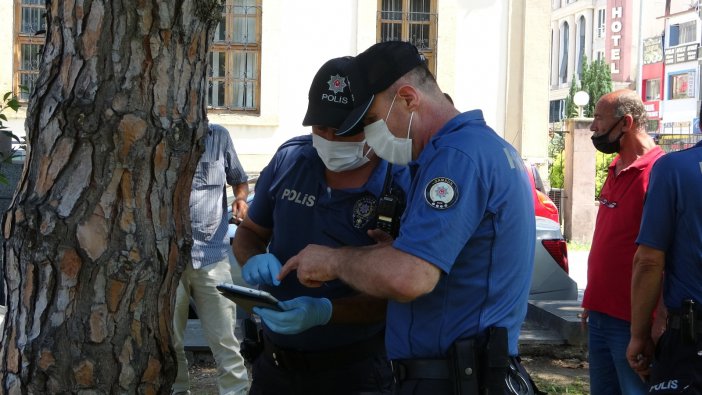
[{"xmin": 172, "ymin": 123, "xmax": 250, "ymax": 395}]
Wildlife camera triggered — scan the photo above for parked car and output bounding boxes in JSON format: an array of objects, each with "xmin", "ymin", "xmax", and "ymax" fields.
[
  {"xmin": 225, "ymin": 183, "xmax": 578, "ymax": 301},
  {"xmin": 531, "ymin": 216, "xmax": 578, "ymax": 300},
  {"xmin": 524, "ymin": 160, "xmax": 560, "ymax": 223}
]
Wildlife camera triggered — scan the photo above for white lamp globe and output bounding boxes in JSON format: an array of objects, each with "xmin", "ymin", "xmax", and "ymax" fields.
[{"xmin": 573, "ymin": 90, "xmax": 590, "ymax": 107}]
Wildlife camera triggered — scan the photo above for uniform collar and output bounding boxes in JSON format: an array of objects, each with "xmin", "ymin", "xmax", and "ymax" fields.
[{"xmin": 409, "ymin": 110, "xmax": 485, "ymax": 169}]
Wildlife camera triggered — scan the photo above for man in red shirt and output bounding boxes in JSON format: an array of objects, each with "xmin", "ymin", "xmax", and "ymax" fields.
[{"xmin": 582, "ymin": 89, "xmax": 664, "ymax": 395}]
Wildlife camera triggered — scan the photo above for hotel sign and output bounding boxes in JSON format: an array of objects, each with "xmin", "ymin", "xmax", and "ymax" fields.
[{"xmin": 664, "ymin": 44, "xmax": 699, "ymax": 64}]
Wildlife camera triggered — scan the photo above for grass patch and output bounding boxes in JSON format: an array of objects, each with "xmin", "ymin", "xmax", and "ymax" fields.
[
  {"xmin": 566, "ymin": 241, "xmax": 591, "ymax": 251},
  {"xmin": 532, "ymin": 376, "xmax": 589, "ymax": 394}
]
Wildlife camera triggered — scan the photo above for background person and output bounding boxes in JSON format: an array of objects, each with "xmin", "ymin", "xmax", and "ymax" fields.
[
  {"xmin": 279, "ymin": 41, "xmax": 537, "ymax": 394},
  {"xmin": 172, "ymin": 123, "xmax": 250, "ymax": 395},
  {"xmin": 232, "ymin": 57, "xmax": 407, "ymax": 395},
  {"xmin": 627, "ymin": 139, "xmax": 702, "ymax": 391},
  {"xmin": 581, "ymin": 89, "xmax": 664, "ymax": 395}
]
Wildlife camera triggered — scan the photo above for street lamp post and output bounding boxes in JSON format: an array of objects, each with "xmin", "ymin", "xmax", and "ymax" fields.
[{"xmin": 573, "ymin": 90, "xmax": 590, "ymax": 118}]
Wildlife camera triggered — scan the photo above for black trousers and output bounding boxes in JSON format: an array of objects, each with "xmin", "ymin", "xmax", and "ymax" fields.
[
  {"xmin": 248, "ymin": 351, "xmax": 394, "ymax": 395},
  {"xmin": 648, "ymin": 328, "xmax": 702, "ymax": 394}
]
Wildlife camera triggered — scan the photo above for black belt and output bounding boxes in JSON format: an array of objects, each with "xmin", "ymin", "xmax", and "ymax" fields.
[
  {"xmin": 668, "ymin": 314, "xmax": 702, "ymax": 332},
  {"xmin": 390, "ymin": 358, "xmax": 452, "ymax": 381},
  {"xmin": 263, "ymin": 331, "xmax": 385, "ymax": 372}
]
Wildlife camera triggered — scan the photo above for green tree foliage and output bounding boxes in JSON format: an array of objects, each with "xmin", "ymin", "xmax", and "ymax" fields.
[
  {"xmin": 565, "ymin": 78, "xmax": 579, "ymax": 118},
  {"xmin": 595, "ymin": 152, "xmax": 616, "ymax": 198},
  {"xmin": 551, "ymin": 56, "xmax": 613, "ymax": 198},
  {"xmin": 579, "ymin": 57, "xmax": 613, "ymax": 117},
  {"xmin": 564, "ymin": 56, "xmax": 613, "ymax": 118}
]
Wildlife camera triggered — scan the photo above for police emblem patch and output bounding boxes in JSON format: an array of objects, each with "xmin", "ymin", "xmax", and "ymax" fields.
[
  {"xmin": 424, "ymin": 177, "xmax": 458, "ymax": 210},
  {"xmin": 353, "ymin": 195, "xmax": 376, "ymax": 228},
  {"xmin": 327, "ymin": 74, "xmax": 347, "ymax": 94}
]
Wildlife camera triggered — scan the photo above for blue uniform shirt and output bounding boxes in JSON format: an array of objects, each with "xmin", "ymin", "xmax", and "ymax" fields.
[
  {"xmin": 247, "ymin": 135, "xmax": 410, "ymax": 350},
  {"xmin": 388, "ymin": 110, "xmax": 535, "ymax": 359},
  {"xmin": 636, "ymin": 140, "xmax": 702, "ymax": 309}
]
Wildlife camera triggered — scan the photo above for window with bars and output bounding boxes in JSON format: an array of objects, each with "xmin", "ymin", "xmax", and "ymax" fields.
[
  {"xmin": 208, "ymin": 0, "xmax": 262, "ymax": 113},
  {"xmin": 377, "ymin": 0, "xmax": 437, "ymax": 75},
  {"xmin": 14, "ymin": 0, "xmax": 46, "ymax": 101},
  {"xmin": 12, "ymin": 0, "xmax": 262, "ymax": 113}
]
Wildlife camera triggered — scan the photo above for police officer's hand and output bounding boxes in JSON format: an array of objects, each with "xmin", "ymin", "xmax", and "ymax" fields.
[
  {"xmin": 367, "ymin": 228, "xmax": 394, "ymax": 244},
  {"xmin": 242, "ymin": 253, "xmax": 282, "ymax": 286},
  {"xmin": 253, "ymin": 296, "xmax": 332, "ymax": 335}
]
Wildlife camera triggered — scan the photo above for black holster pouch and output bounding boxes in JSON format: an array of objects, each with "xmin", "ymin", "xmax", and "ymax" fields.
[
  {"xmin": 239, "ymin": 317, "xmax": 264, "ymax": 364},
  {"xmin": 449, "ymin": 327, "xmax": 511, "ymax": 395},
  {"xmin": 450, "ymin": 338, "xmax": 480, "ymax": 395},
  {"xmin": 485, "ymin": 327, "xmax": 510, "ymax": 394},
  {"xmin": 681, "ymin": 299, "xmax": 698, "ymax": 344}
]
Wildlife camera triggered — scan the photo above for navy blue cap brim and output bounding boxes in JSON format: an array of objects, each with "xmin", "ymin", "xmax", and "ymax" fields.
[
  {"xmin": 335, "ymin": 94, "xmax": 375, "ymax": 136},
  {"xmin": 302, "ymin": 104, "xmax": 355, "ymax": 128}
]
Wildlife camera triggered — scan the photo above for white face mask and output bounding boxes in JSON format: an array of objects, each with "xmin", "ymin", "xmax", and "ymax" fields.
[
  {"xmin": 312, "ymin": 134, "xmax": 371, "ymax": 172},
  {"xmin": 363, "ymin": 94, "xmax": 414, "ymax": 165}
]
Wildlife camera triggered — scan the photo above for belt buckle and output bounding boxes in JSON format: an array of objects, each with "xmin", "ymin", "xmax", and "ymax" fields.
[{"xmin": 390, "ymin": 360, "xmax": 406, "ymax": 383}]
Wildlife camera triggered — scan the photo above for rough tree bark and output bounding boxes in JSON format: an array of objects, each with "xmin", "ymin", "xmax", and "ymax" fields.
[{"xmin": 1, "ymin": 0, "xmax": 222, "ymax": 393}]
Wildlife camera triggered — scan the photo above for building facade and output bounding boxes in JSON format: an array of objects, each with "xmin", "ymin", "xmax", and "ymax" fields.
[
  {"xmin": 549, "ymin": 0, "xmax": 650, "ymax": 123},
  {"xmin": 549, "ymin": 0, "xmax": 702, "ymax": 143},
  {"xmin": 1, "ymin": 0, "xmax": 552, "ymax": 174},
  {"xmin": 658, "ymin": 4, "xmax": 701, "ymax": 138}
]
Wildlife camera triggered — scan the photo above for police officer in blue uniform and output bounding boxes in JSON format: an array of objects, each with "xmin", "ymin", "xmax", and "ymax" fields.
[
  {"xmin": 232, "ymin": 56, "xmax": 408, "ymax": 395},
  {"xmin": 280, "ymin": 42, "xmax": 538, "ymax": 394},
  {"xmin": 627, "ymin": 138, "xmax": 702, "ymax": 392}
]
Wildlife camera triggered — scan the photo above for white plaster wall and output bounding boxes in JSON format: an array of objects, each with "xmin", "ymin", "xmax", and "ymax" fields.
[
  {"xmin": 0, "ymin": 0, "xmax": 12, "ymax": 94},
  {"xmin": 448, "ymin": 1, "xmax": 509, "ymax": 136}
]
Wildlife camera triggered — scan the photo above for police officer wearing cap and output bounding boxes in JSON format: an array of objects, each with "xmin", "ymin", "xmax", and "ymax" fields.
[
  {"xmin": 232, "ymin": 56, "xmax": 409, "ymax": 394},
  {"xmin": 280, "ymin": 42, "xmax": 539, "ymax": 394}
]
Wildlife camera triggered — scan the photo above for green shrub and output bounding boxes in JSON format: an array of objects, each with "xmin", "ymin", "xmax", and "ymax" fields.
[
  {"xmin": 548, "ymin": 149, "xmax": 616, "ymax": 199},
  {"xmin": 595, "ymin": 152, "xmax": 616, "ymax": 198},
  {"xmin": 549, "ymin": 151, "xmax": 565, "ymax": 189}
]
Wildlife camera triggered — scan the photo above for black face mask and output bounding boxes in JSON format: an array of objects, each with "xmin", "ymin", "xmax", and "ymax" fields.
[{"xmin": 591, "ymin": 117, "xmax": 624, "ymax": 154}]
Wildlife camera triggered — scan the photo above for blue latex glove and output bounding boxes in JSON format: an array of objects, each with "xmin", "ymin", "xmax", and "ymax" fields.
[
  {"xmin": 254, "ymin": 296, "xmax": 332, "ymax": 335},
  {"xmin": 242, "ymin": 253, "xmax": 282, "ymax": 286}
]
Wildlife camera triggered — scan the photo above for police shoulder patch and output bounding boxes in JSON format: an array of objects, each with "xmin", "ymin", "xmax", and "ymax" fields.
[{"xmin": 424, "ymin": 177, "xmax": 458, "ymax": 210}]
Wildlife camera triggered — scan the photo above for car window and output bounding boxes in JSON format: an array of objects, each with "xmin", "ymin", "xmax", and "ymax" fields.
[{"xmin": 531, "ymin": 164, "xmax": 545, "ymax": 193}]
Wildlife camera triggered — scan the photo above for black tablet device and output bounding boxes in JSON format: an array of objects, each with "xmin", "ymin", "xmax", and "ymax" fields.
[{"xmin": 216, "ymin": 283, "xmax": 283, "ymax": 313}]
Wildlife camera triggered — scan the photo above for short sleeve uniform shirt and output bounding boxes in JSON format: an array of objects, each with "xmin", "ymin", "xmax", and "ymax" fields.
[
  {"xmin": 388, "ymin": 111, "xmax": 536, "ymax": 359},
  {"xmin": 636, "ymin": 141, "xmax": 702, "ymax": 309},
  {"xmin": 247, "ymin": 135, "xmax": 410, "ymax": 350}
]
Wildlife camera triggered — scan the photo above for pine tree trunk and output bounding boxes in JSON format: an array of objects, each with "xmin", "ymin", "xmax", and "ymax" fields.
[{"xmin": 1, "ymin": 1, "xmax": 221, "ymax": 393}]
